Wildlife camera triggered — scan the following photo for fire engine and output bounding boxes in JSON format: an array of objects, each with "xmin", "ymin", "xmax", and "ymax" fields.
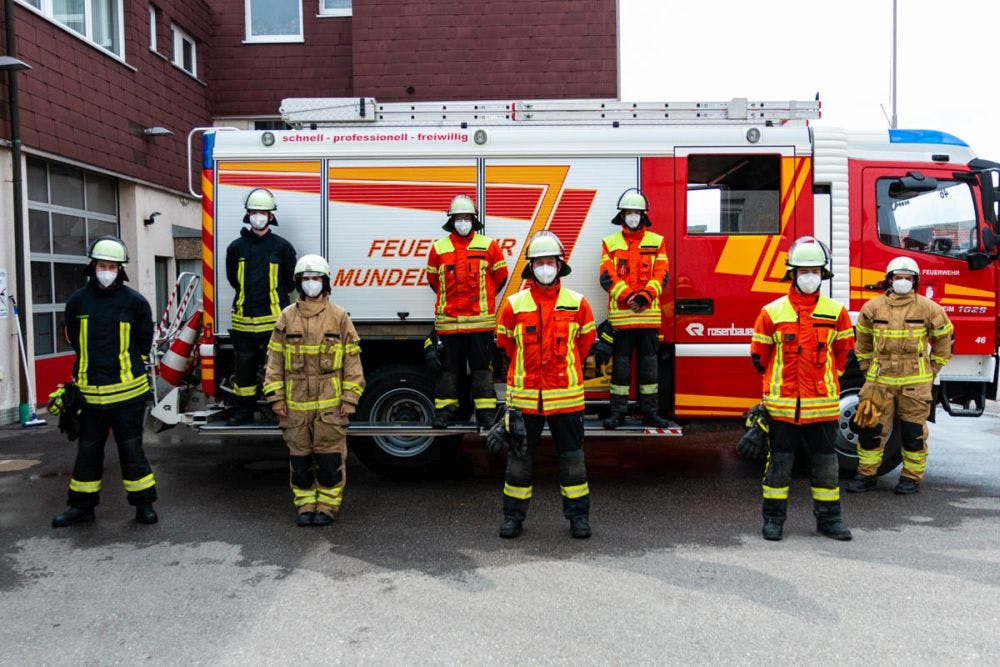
[{"xmin": 150, "ymin": 96, "xmax": 1000, "ymax": 476}]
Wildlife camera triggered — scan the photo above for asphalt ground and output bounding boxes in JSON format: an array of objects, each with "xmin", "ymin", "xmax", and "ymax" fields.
[{"xmin": 1, "ymin": 404, "xmax": 998, "ymax": 663}]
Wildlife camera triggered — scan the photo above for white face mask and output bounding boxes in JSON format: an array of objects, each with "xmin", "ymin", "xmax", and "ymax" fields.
[
  {"xmin": 95, "ymin": 270, "xmax": 118, "ymax": 288},
  {"xmin": 532, "ymin": 263, "xmax": 558, "ymax": 285},
  {"xmin": 300, "ymin": 279, "xmax": 324, "ymax": 298},
  {"xmin": 623, "ymin": 212, "xmax": 642, "ymax": 229},
  {"xmin": 795, "ymin": 273, "xmax": 822, "ymax": 294},
  {"xmin": 453, "ymin": 219, "xmax": 473, "ymax": 236},
  {"xmin": 891, "ymin": 278, "xmax": 914, "ymax": 295},
  {"xmin": 248, "ymin": 212, "xmax": 269, "ymax": 230}
]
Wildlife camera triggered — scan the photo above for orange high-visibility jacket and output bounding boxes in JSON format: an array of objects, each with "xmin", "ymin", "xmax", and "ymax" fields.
[
  {"xmin": 426, "ymin": 232, "xmax": 508, "ymax": 334},
  {"xmin": 496, "ymin": 283, "xmax": 596, "ymax": 416},
  {"xmin": 750, "ymin": 289, "xmax": 855, "ymax": 424},
  {"xmin": 600, "ymin": 228, "xmax": 669, "ymax": 329}
]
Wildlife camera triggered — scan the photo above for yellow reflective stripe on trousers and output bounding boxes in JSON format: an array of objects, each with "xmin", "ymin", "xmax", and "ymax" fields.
[
  {"xmin": 503, "ymin": 483, "xmax": 532, "ymax": 500},
  {"xmin": 118, "ymin": 321, "xmax": 133, "ymax": 383},
  {"xmin": 609, "ymin": 384, "xmax": 629, "ymax": 396},
  {"xmin": 123, "ymin": 473, "xmax": 155, "ymax": 493},
  {"xmin": 902, "ymin": 449, "xmax": 927, "ymax": 472},
  {"xmin": 560, "ymin": 482, "xmax": 590, "ymax": 499},
  {"xmin": 78, "ymin": 318, "xmax": 90, "ymax": 385},
  {"xmin": 639, "ymin": 383, "xmax": 657, "ymax": 395},
  {"xmin": 811, "ymin": 486, "xmax": 840, "ymax": 502},
  {"xmin": 857, "ymin": 447, "xmax": 883, "ymax": 467},
  {"xmin": 316, "ymin": 486, "xmax": 343, "ymax": 507},
  {"xmin": 474, "ymin": 397, "xmax": 497, "ymax": 409},
  {"xmin": 292, "ymin": 487, "xmax": 317, "ymax": 507},
  {"xmin": 231, "ymin": 383, "xmax": 258, "ymax": 397},
  {"xmin": 69, "ymin": 478, "xmax": 102, "ymax": 493},
  {"xmin": 762, "ymin": 485, "xmax": 788, "ymax": 500}
]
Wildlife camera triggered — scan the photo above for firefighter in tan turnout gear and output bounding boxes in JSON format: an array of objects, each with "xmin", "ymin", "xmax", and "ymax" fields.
[
  {"xmin": 264, "ymin": 254, "xmax": 365, "ymax": 526},
  {"xmin": 846, "ymin": 256, "xmax": 953, "ymax": 495}
]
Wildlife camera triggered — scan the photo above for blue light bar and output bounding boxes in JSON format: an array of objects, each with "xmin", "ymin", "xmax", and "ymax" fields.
[{"xmin": 889, "ymin": 129, "xmax": 968, "ymax": 147}]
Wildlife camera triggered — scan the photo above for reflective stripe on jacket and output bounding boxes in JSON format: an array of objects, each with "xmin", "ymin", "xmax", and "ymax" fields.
[
  {"xmin": 263, "ymin": 299, "xmax": 365, "ymax": 412},
  {"xmin": 496, "ymin": 283, "xmax": 596, "ymax": 415},
  {"xmin": 855, "ymin": 291, "xmax": 953, "ymax": 385},
  {"xmin": 226, "ymin": 228, "xmax": 296, "ymax": 333},
  {"xmin": 426, "ymin": 232, "xmax": 508, "ymax": 334},
  {"xmin": 750, "ymin": 289, "xmax": 854, "ymax": 424},
  {"xmin": 600, "ymin": 228, "xmax": 669, "ymax": 329},
  {"xmin": 65, "ymin": 281, "xmax": 153, "ymax": 407}
]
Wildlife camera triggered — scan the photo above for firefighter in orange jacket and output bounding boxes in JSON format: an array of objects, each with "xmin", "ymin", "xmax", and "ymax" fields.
[
  {"xmin": 750, "ymin": 236, "xmax": 854, "ymax": 542},
  {"xmin": 600, "ymin": 189, "xmax": 671, "ymax": 429},
  {"xmin": 426, "ymin": 194, "xmax": 509, "ymax": 429},
  {"xmin": 495, "ymin": 231, "xmax": 597, "ymax": 539}
]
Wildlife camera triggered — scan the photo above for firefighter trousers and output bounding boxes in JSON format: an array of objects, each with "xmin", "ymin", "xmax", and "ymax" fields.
[
  {"xmin": 434, "ymin": 331, "xmax": 496, "ymax": 417},
  {"xmin": 609, "ymin": 328, "xmax": 659, "ymax": 414},
  {"xmin": 857, "ymin": 382, "xmax": 932, "ymax": 482},
  {"xmin": 762, "ymin": 420, "xmax": 840, "ymax": 506},
  {"xmin": 231, "ymin": 330, "xmax": 272, "ymax": 409},
  {"xmin": 67, "ymin": 398, "xmax": 156, "ymax": 509},
  {"xmin": 502, "ymin": 411, "xmax": 589, "ymax": 522},
  {"xmin": 281, "ymin": 408, "xmax": 348, "ymax": 518}
]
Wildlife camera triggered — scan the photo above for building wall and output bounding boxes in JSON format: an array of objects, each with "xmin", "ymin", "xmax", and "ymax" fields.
[
  {"xmin": 209, "ymin": 0, "xmax": 353, "ymax": 118},
  {"xmin": 353, "ymin": 0, "xmax": 618, "ymax": 102},
  {"xmin": 3, "ymin": 0, "xmax": 213, "ymax": 195}
]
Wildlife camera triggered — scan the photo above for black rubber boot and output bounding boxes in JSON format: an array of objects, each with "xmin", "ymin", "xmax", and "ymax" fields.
[
  {"xmin": 135, "ymin": 504, "xmax": 158, "ymax": 525},
  {"xmin": 642, "ymin": 412, "xmax": 671, "ymax": 428},
  {"xmin": 226, "ymin": 408, "xmax": 255, "ymax": 426},
  {"xmin": 894, "ymin": 477, "xmax": 920, "ymax": 495},
  {"xmin": 297, "ymin": 512, "xmax": 315, "ymax": 527},
  {"xmin": 602, "ymin": 411, "xmax": 626, "ymax": 430},
  {"xmin": 569, "ymin": 515, "xmax": 592, "ymax": 539},
  {"xmin": 52, "ymin": 506, "xmax": 95, "ymax": 528},
  {"xmin": 845, "ymin": 474, "xmax": 877, "ymax": 493},
  {"xmin": 432, "ymin": 408, "xmax": 456, "ymax": 429},
  {"xmin": 814, "ymin": 501, "xmax": 852, "ymax": 541},
  {"xmin": 761, "ymin": 499, "xmax": 786, "ymax": 541},
  {"xmin": 499, "ymin": 517, "xmax": 523, "ymax": 538},
  {"xmin": 312, "ymin": 512, "xmax": 334, "ymax": 526}
]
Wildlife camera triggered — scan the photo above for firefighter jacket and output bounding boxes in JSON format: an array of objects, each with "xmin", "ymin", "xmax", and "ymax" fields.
[
  {"xmin": 426, "ymin": 232, "xmax": 508, "ymax": 334},
  {"xmin": 64, "ymin": 280, "xmax": 153, "ymax": 408},
  {"xmin": 855, "ymin": 290, "xmax": 953, "ymax": 386},
  {"xmin": 750, "ymin": 289, "xmax": 854, "ymax": 424},
  {"xmin": 225, "ymin": 228, "xmax": 296, "ymax": 334},
  {"xmin": 263, "ymin": 299, "xmax": 365, "ymax": 412},
  {"xmin": 496, "ymin": 282, "xmax": 596, "ymax": 416},
  {"xmin": 600, "ymin": 228, "xmax": 669, "ymax": 329}
]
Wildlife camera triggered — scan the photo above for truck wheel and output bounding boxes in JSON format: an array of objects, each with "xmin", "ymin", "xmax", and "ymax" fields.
[
  {"xmin": 351, "ymin": 364, "xmax": 461, "ymax": 477},
  {"xmin": 835, "ymin": 384, "xmax": 902, "ymax": 477}
]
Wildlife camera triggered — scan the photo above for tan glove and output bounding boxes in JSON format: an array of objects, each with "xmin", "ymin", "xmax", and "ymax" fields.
[{"xmin": 853, "ymin": 398, "xmax": 883, "ymax": 429}]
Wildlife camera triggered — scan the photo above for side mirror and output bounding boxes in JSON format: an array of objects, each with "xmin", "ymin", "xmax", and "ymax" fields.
[
  {"xmin": 983, "ymin": 226, "xmax": 999, "ymax": 251},
  {"xmin": 889, "ymin": 171, "xmax": 938, "ymax": 199},
  {"xmin": 966, "ymin": 252, "xmax": 992, "ymax": 270}
]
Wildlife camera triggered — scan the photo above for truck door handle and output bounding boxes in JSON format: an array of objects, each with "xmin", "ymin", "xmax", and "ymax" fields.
[{"xmin": 676, "ymin": 298, "xmax": 714, "ymax": 315}]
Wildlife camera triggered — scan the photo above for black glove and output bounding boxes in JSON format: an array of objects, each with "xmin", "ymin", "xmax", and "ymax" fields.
[
  {"xmin": 736, "ymin": 403, "xmax": 770, "ymax": 460},
  {"xmin": 505, "ymin": 407, "xmax": 528, "ymax": 457},
  {"xmin": 593, "ymin": 320, "xmax": 615, "ymax": 370},
  {"xmin": 423, "ymin": 331, "xmax": 443, "ymax": 374},
  {"xmin": 56, "ymin": 381, "xmax": 83, "ymax": 442}
]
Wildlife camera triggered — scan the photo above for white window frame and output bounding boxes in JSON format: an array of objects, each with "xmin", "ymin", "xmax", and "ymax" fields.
[
  {"xmin": 244, "ymin": 0, "xmax": 305, "ymax": 43},
  {"xmin": 318, "ymin": 0, "xmax": 351, "ymax": 17},
  {"xmin": 171, "ymin": 23, "xmax": 197, "ymax": 78},
  {"xmin": 15, "ymin": 0, "xmax": 126, "ymax": 60},
  {"xmin": 149, "ymin": 5, "xmax": 157, "ymax": 52}
]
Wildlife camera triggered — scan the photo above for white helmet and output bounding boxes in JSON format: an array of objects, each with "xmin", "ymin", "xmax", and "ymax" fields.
[
  {"xmin": 294, "ymin": 254, "xmax": 331, "ymax": 278},
  {"xmin": 521, "ymin": 230, "xmax": 571, "ymax": 279},
  {"xmin": 444, "ymin": 194, "xmax": 482, "ymax": 232},
  {"xmin": 784, "ymin": 236, "xmax": 833, "ymax": 279},
  {"xmin": 245, "ymin": 188, "xmax": 277, "ymax": 211},
  {"xmin": 885, "ymin": 256, "xmax": 919, "ymax": 278}
]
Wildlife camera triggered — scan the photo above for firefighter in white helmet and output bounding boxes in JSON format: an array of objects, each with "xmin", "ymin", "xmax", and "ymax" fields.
[
  {"xmin": 750, "ymin": 236, "xmax": 854, "ymax": 541},
  {"xmin": 52, "ymin": 236, "xmax": 159, "ymax": 528},
  {"xmin": 225, "ymin": 188, "xmax": 297, "ymax": 425},
  {"xmin": 263, "ymin": 254, "xmax": 365, "ymax": 526},
  {"xmin": 846, "ymin": 256, "xmax": 953, "ymax": 495},
  {"xmin": 599, "ymin": 188, "xmax": 672, "ymax": 429},
  {"xmin": 495, "ymin": 231, "xmax": 597, "ymax": 539},
  {"xmin": 426, "ymin": 194, "xmax": 509, "ymax": 429}
]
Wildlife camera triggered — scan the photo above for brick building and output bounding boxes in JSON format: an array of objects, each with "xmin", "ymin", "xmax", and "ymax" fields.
[{"xmin": 0, "ymin": 0, "xmax": 617, "ymax": 423}]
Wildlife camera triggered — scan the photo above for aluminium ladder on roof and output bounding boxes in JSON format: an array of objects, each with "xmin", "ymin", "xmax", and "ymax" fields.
[{"xmin": 279, "ymin": 96, "xmax": 821, "ymax": 128}]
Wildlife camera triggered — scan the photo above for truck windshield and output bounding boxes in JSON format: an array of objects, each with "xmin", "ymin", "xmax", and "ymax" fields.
[{"xmin": 876, "ymin": 178, "xmax": 978, "ymax": 259}]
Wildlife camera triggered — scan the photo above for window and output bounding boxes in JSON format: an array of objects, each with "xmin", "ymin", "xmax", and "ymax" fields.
[
  {"xmin": 171, "ymin": 24, "xmax": 197, "ymax": 76},
  {"xmin": 16, "ymin": 0, "xmax": 124, "ymax": 58},
  {"xmin": 26, "ymin": 157, "xmax": 118, "ymax": 357},
  {"xmin": 149, "ymin": 5, "xmax": 157, "ymax": 51},
  {"xmin": 686, "ymin": 155, "xmax": 780, "ymax": 235},
  {"xmin": 245, "ymin": 0, "xmax": 304, "ymax": 42},
  {"xmin": 318, "ymin": 0, "xmax": 351, "ymax": 17},
  {"xmin": 876, "ymin": 176, "xmax": 978, "ymax": 259},
  {"xmin": 253, "ymin": 119, "xmax": 291, "ymax": 131}
]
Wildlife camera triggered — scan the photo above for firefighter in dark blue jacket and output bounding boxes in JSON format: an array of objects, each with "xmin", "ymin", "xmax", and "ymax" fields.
[
  {"xmin": 224, "ymin": 188, "xmax": 297, "ymax": 425},
  {"xmin": 52, "ymin": 237, "xmax": 158, "ymax": 527}
]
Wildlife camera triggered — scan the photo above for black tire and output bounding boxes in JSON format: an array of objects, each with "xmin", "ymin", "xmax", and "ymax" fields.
[
  {"xmin": 350, "ymin": 364, "xmax": 462, "ymax": 477},
  {"xmin": 835, "ymin": 355, "xmax": 902, "ymax": 477}
]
